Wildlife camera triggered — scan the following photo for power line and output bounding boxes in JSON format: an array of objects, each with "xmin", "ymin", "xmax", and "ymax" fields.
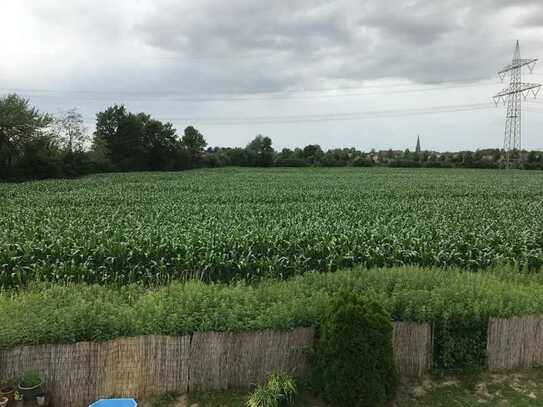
[{"xmin": 81, "ymin": 102, "xmax": 493, "ymax": 126}]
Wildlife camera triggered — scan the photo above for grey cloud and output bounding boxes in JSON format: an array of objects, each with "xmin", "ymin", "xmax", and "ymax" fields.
[
  {"xmin": 358, "ymin": 2, "xmax": 459, "ymax": 46},
  {"xmin": 4, "ymin": 0, "xmax": 543, "ymax": 152},
  {"xmin": 131, "ymin": 0, "xmax": 541, "ymax": 92},
  {"xmin": 138, "ymin": 1, "xmax": 353, "ymax": 56},
  {"xmin": 22, "ymin": 0, "xmax": 129, "ymax": 40}
]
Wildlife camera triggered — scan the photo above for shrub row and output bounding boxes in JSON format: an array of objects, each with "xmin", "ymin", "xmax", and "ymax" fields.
[{"xmin": 1, "ymin": 266, "xmax": 543, "ymax": 364}]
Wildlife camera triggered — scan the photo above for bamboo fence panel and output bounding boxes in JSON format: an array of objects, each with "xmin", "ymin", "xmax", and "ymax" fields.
[
  {"xmin": 0, "ymin": 342, "xmax": 94, "ymax": 406},
  {"xmin": 50, "ymin": 342, "xmax": 94, "ymax": 406},
  {"xmin": 0, "ymin": 323, "xmax": 432, "ymax": 405},
  {"xmin": 92, "ymin": 336, "xmax": 191, "ymax": 401},
  {"xmin": 0, "ymin": 337, "xmax": 191, "ymax": 407},
  {"xmin": 188, "ymin": 328, "xmax": 314, "ymax": 391},
  {"xmin": 392, "ymin": 322, "xmax": 432, "ymax": 377},
  {"xmin": 487, "ymin": 316, "xmax": 543, "ymax": 370}
]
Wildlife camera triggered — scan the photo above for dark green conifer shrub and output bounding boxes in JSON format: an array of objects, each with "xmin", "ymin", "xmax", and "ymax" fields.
[
  {"xmin": 433, "ymin": 318, "xmax": 488, "ymax": 370},
  {"xmin": 313, "ymin": 292, "xmax": 398, "ymax": 407}
]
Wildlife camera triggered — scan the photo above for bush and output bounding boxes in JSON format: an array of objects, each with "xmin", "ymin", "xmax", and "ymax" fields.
[
  {"xmin": 246, "ymin": 373, "xmax": 297, "ymax": 407},
  {"xmin": 433, "ymin": 318, "xmax": 488, "ymax": 370},
  {"xmin": 19, "ymin": 370, "xmax": 41, "ymax": 387},
  {"xmin": 351, "ymin": 157, "xmax": 375, "ymax": 167},
  {"xmin": 1, "ymin": 266, "xmax": 543, "ymax": 359},
  {"xmin": 313, "ymin": 293, "xmax": 398, "ymax": 407}
]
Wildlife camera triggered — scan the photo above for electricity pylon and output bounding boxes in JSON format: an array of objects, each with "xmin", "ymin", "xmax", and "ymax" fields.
[{"xmin": 494, "ymin": 41, "xmax": 541, "ymax": 168}]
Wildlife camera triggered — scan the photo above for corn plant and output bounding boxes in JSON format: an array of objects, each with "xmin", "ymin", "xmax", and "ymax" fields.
[{"xmin": 1, "ymin": 168, "xmax": 543, "ymax": 287}]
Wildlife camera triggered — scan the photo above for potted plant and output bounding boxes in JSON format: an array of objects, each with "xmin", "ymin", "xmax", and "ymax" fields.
[
  {"xmin": 13, "ymin": 391, "xmax": 23, "ymax": 407},
  {"xmin": 18, "ymin": 369, "xmax": 43, "ymax": 401},
  {"xmin": 0, "ymin": 381, "xmax": 15, "ymax": 401}
]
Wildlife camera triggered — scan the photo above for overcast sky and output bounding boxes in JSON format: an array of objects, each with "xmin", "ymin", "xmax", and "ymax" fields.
[{"xmin": 2, "ymin": 0, "xmax": 543, "ymax": 151}]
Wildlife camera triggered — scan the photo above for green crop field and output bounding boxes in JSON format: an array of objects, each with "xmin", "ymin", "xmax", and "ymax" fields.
[{"xmin": 1, "ymin": 167, "xmax": 543, "ymax": 287}]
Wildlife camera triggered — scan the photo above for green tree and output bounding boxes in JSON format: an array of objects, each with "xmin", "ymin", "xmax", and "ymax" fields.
[
  {"xmin": 182, "ymin": 126, "xmax": 207, "ymax": 165},
  {"xmin": 141, "ymin": 117, "xmax": 180, "ymax": 170},
  {"xmin": 303, "ymin": 144, "xmax": 323, "ymax": 164},
  {"xmin": 93, "ymin": 104, "xmax": 129, "ymax": 168},
  {"xmin": 528, "ymin": 150, "xmax": 540, "ymax": 163},
  {"xmin": 89, "ymin": 134, "xmax": 112, "ymax": 170},
  {"xmin": 54, "ymin": 108, "xmax": 88, "ymax": 153},
  {"xmin": 0, "ymin": 94, "xmax": 54, "ymax": 179},
  {"xmin": 93, "ymin": 105, "xmax": 186, "ymax": 171},
  {"xmin": 246, "ymin": 135, "xmax": 274, "ymax": 167}
]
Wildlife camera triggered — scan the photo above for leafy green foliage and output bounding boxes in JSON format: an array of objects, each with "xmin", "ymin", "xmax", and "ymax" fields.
[
  {"xmin": 247, "ymin": 373, "xmax": 297, "ymax": 407},
  {"xmin": 94, "ymin": 105, "xmax": 185, "ymax": 172},
  {"xmin": 247, "ymin": 385, "xmax": 278, "ymax": 407},
  {"xmin": 433, "ymin": 319, "xmax": 488, "ymax": 370},
  {"xmin": 313, "ymin": 293, "xmax": 398, "ymax": 406},
  {"xmin": 246, "ymin": 135, "xmax": 274, "ymax": 167},
  {"xmin": 181, "ymin": 126, "xmax": 207, "ymax": 165},
  {"xmin": 1, "ymin": 267, "xmax": 543, "ymax": 350},
  {"xmin": 0, "ymin": 94, "xmax": 56, "ymax": 180},
  {"xmin": 267, "ymin": 374, "xmax": 297, "ymax": 405},
  {"xmin": 19, "ymin": 370, "xmax": 41, "ymax": 388},
  {"xmin": 2, "ymin": 168, "xmax": 543, "ymax": 287}
]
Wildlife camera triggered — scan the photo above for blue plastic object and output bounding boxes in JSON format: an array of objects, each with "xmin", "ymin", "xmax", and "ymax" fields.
[{"xmin": 89, "ymin": 399, "xmax": 137, "ymax": 407}]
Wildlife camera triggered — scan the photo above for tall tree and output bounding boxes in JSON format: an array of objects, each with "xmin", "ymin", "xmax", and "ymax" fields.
[
  {"xmin": 303, "ymin": 144, "xmax": 323, "ymax": 164},
  {"xmin": 93, "ymin": 105, "xmax": 187, "ymax": 171},
  {"xmin": 246, "ymin": 135, "xmax": 274, "ymax": 167},
  {"xmin": 93, "ymin": 104, "xmax": 127, "ymax": 168},
  {"xmin": 182, "ymin": 126, "xmax": 207, "ymax": 165},
  {"xmin": 54, "ymin": 108, "xmax": 89, "ymax": 152},
  {"xmin": 141, "ymin": 116, "xmax": 180, "ymax": 170},
  {"xmin": 0, "ymin": 94, "xmax": 53, "ymax": 178}
]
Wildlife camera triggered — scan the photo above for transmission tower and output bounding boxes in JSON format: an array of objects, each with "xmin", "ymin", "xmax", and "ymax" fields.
[{"xmin": 494, "ymin": 41, "xmax": 541, "ymax": 167}]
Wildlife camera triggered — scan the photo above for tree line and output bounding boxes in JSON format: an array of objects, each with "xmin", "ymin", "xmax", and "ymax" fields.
[{"xmin": 2, "ymin": 94, "xmax": 543, "ymax": 181}]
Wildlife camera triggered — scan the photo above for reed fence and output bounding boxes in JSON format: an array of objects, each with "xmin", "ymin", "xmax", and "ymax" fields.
[
  {"xmin": 487, "ymin": 315, "xmax": 543, "ymax": 370},
  {"xmin": 392, "ymin": 322, "xmax": 432, "ymax": 376},
  {"xmin": 0, "ymin": 323, "xmax": 430, "ymax": 406}
]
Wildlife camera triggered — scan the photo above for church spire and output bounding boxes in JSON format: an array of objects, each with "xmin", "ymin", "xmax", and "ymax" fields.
[{"xmin": 416, "ymin": 135, "xmax": 421, "ymax": 153}]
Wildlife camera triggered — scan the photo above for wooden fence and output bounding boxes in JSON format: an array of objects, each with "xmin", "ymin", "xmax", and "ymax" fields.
[
  {"xmin": 0, "ymin": 323, "xmax": 431, "ymax": 407},
  {"xmin": 393, "ymin": 322, "xmax": 432, "ymax": 377},
  {"xmin": 487, "ymin": 315, "xmax": 543, "ymax": 370}
]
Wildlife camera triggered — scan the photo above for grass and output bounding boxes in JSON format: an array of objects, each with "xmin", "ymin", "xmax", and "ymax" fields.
[
  {"xmin": 181, "ymin": 370, "xmax": 543, "ymax": 406},
  {"xmin": 397, "ymin": 369, "xmax": 543, "ymax": 406},
  {"xmin": 188, "ymin": 390, "xmax": 327, "ymax": 406}
]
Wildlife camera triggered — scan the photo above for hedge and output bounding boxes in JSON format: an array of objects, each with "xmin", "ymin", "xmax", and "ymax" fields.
[{"xmin": 1, "ymin": 266, "xmax": 543, "ymax": 354}]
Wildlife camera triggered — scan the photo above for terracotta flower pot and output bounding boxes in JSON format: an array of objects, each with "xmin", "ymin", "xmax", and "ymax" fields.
[{"xmin": 0, "ymin": 387, "xmax": 14, "ymax": 401}]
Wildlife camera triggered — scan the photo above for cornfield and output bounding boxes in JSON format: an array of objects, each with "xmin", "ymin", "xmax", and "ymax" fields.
[{"xmin": 1, "ymin": 167, "xmax": 543, "ymax": 287}]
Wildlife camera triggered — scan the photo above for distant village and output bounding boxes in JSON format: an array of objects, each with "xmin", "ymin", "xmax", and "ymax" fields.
[{"xmin": 206, "ymin": 135, "xmax": 543, "ymax": 170}]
